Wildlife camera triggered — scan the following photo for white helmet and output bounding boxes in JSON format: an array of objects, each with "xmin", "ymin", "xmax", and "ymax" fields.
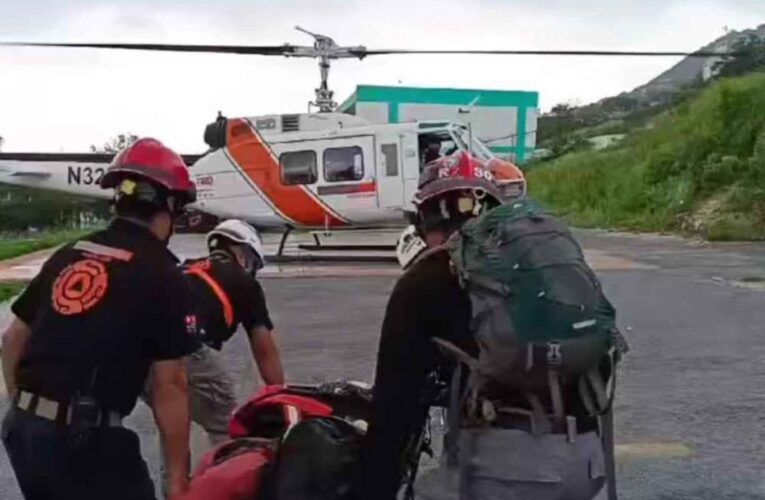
[
  {"xmin": 396, "ymin": 225, "xmax": 427, "ymax": 270},
  {"xmin": 207, "ymin": 219, "xmax": 265, "ymax": 271}
]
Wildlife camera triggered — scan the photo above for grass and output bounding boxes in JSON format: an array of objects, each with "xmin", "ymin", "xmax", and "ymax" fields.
[
  {"xmin": 0, "ymin": 228, "xmax": 100, "ymax": 303},
  {"xmin": 0, "ymin": 282, "xmax": 26, "ymax": 303},
  {"xmin": 527, "ymin": 72, "xmax": 765, "ymax": 240},
  {"xmin": 706, "ymin": 213, "xmax": 765, "ymax": 241},
  {"xmin": 0, "ymin": 229, "xmax": 93, "ymax": 262}
]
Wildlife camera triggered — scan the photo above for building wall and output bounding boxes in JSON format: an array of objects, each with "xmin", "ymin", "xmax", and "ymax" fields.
[
  {"xmin": 397, "ymin": 103, "xmax": 518, "ymax": 151},
  {"xmin": 339, "ymin": 85, "xmax": 539, "ymax": 162},
  {"xmin": 525, "ymin": 107, "xmax": 539, "ymax": 149},
  {"xmin": 355, "ymin": 102, "xmax": 389, "ymax": 124}
]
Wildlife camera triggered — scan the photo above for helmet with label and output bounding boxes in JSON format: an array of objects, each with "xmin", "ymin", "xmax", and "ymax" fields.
[
  {"xmin": 101, "ymin": 138, "xmax": 197, "ymax": 213},
  {"xmin": 207, "ymin": 219, "xmax": 265, "ymax": 273},
  {"xmin": 486, "ymin": 157, "xmax": 526, "ymax": 202},
  {"xmin": 413, "ymin": 151, "xmax": 504, "ymax": 207},
  {"xmin": 413, "ymin": 151, "xmax": 505, "ymax": 235}
]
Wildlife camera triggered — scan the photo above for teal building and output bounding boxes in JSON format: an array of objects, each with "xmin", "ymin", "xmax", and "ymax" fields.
[{"xmin": 339, "ymin": 85, "xmax": 539, "ymax": 162}]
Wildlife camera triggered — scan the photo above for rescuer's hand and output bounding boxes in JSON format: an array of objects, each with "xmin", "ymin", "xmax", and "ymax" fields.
[
  {"xmin": 1, "ymin": 318, "xmax": 32, "ymax": 397},
  {"xmin": 167, "ymin": 476, "xmax": 191, "ymax": 500},
  {"xmin": 248, "ymin": 326, "xmax": 285, "ymax": 385}
]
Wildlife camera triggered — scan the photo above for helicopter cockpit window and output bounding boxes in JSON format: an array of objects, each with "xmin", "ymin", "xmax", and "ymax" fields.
[
  {"xmin": 450, "ymin": 126, "xmax": 495, "ymax": 162},
  {"xmin": 280, "ymin": 150, "xmax": 318, "ymax": 186},
  {"xmin": 418, "ymin": 132, "xmax": 459, "ymax": 170},
  {"xmin": 324, "ymin": 147, "xmax": 364, "ymax": 182}
]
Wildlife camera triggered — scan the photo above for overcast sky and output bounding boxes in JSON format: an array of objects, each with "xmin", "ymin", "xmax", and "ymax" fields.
[{"xmin": 1, "ymin": 0, "xmax": 764, "ymax": 152}]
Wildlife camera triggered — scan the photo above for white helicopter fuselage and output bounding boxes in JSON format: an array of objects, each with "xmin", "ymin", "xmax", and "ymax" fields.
[{"xmin": 192, "ymin": 115, "xmax": 425, "ymax": 230}]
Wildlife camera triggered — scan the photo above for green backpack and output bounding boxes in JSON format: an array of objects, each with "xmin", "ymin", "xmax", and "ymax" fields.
[{"xmin": 441, "ymin": 199, "xmax": 618, "ymax": 423}]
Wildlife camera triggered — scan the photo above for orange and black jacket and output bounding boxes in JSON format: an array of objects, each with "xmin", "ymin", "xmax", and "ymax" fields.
[
  {"xmin": 12, "ymin": 218, "xmax": 198, "ymax": 415},
  {"xmin": 182, "ymin": 254, "xmax": 273, "ymax": 350}
]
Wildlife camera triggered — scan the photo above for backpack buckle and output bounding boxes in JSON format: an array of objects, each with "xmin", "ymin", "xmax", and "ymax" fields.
[
  {"xmin": 546, "ymin": 342, "xmax": 563, "ymax": 366},
  {"xmin": 481, "ymin": 399, "xmax": 497, "ymax": 423}
]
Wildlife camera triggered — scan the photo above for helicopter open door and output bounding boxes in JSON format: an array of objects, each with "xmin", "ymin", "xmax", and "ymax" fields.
[
  {"xmin": 376, "ymin": 140, "xmax": 403, "ymax": 209},
  {"xmin": 375, "ymin": 133, "xmax": 408, "ymax": 209}
]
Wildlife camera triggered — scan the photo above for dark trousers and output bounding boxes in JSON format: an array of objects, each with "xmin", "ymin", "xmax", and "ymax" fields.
[{"xmin": 2, "ymin": 407, "xmax": 156, "ymax": 500}]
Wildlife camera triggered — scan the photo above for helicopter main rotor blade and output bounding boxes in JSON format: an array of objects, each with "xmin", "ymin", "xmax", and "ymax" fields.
[
  {"xmin": 0, "ymin": 42, "xmax": 298, "ymax": 56},
  {"xmin": 1, "ymin": 42, "xmax": 742, "ymax": 58},
  {"xmin": 352, "ymin": 48, "xmax": 740, "ymax": 57}
]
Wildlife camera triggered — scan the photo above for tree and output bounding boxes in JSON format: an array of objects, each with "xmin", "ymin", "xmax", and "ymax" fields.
[
  {"xmin": 90, "ymin": 133, "xmax": 139, "ymax": 154},
  {"xmin": 550, "ymin": 103, "xmax": 576, "ymax": 117},
  {"xmin": 0, "ymin": 134, "xmax": 135, "ymax": 232},
  {"xmin": 600, "ymin": 95, "xmax": 640, "ymax": 113}
]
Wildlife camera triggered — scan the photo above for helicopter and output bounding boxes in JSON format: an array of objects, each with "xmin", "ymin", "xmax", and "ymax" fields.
[{"xmin": 0, "ymin": 28, "xmax": 734, "ymax": 250}]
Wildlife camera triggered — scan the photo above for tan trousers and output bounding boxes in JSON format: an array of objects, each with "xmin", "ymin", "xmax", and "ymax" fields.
[
  {"xmin": 416, "ymin": 429, "xmax": 605, "ymax": 500},
  {"xmin": 144, "ymin": 344, "xmax": 238, "ymax": 445},
  {"xmin": 143, "ymin": 344, "xmax": 238, "ymax": 496}
]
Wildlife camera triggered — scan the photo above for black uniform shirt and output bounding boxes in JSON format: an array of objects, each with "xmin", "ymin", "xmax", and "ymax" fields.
[
  {"xmin": 12, "ymin": 218, "xmax": 199, "ymax": 416},
  {"xmin": 362, "ymin": 250, "xmax": 476, "ymax": 500},
  {"xmin": 182, "ymin": 254, "xmax": 273, "ymax": 350}
]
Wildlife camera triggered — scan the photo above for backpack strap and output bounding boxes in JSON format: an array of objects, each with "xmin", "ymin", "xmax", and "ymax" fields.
[
  {"xmin": 431, "ymin": 338, "xmax": 481, "ymax": 371},
  {"xmin": 578, "ymin": 349, "xmax": 618, "ymax": 416},
  {"xmin": 461, "ymin": 273, "xmax": 510, "ymax": 296},
  {"xmin": 588, "ymin": 369, "xmax": 609, "ymax": 411},
  {"xmin": 547, "ymin": 369, "xmax": 566, "ymax": 425},
  {"xmin": 578, "ymin": 368, "xmax": 611, "ymax": 416},
  {"xmin": 525, "ymin": 393, "xmax": 552, "ymax": 436},
  {"xmin": 445, "ymin": 363, "xmax": 463, "ymax": 468},
  {"xmin": 578, "ymin": 376, "xmax": 598, "ymax": 416},
  {"xmin": 602, "ymin": 405, "xmax": 619, "ymax": 499},
  {"xmin": 431, "ymin": 338, "xmax": 476, "ymax": 468}
]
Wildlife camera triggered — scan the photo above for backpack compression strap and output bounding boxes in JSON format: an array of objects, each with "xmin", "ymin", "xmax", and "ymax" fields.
[
  {"xmin": 603, "ymin": 404, "xmax": 619, "ymax": 499},
  {"xmin": 431, "ymin": 338, "xmax": 480, "ymax": 371}
]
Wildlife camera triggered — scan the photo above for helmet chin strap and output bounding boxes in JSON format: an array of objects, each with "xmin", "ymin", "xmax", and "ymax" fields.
[
  {"xmin": 210, "ymin": 248, "xmax": 234, "ymax": 262},
  {"xmin": 440, "ymin": 198, "xmax": 451, "ymax": 220},
  {"xmin": 473, "ymin": 198, "xmax": 484, "ymax": 216},
  {"xmin": 210, "ymin": 247, "xmax": 258, "ymax": 277}
]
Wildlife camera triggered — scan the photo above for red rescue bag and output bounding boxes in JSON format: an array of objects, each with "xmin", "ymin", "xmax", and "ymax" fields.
[
  {"xmin": 186, "ymin": 438, "xmax": 275, "ymax": 500},
  {"xmin": 229, "ymin": 384, "xmax": 334, "ymax": 439},
  {"xmin": 188, "ymin": 382, "xmax": 372, "ymax": 500}
]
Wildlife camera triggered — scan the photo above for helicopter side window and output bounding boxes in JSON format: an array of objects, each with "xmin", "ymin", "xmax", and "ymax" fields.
[
  {"xmin": 280, "ymin": 150, "xmax": 318, "ymax": 186},
  {"xmin": 324, "ymin": 147, "xmax": 364, "ymax": 182},
  {"xmin": 381, "ymin": 144, "xmax": 399, "ymax": 176}
]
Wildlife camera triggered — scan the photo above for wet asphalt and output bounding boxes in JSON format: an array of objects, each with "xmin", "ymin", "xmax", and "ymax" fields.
[{"xmin": 0, "ymin": 230, "xmax": 764, "ymax": 499}]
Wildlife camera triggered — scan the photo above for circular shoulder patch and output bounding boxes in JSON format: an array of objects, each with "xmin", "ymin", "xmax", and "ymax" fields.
[{"xmin": 52, "ymin": 259, "xmax": 109, "ymax": 316}]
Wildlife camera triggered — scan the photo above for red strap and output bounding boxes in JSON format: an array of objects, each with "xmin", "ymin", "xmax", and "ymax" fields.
[{"xmin": 185, "ymin": 267, "xmax": 234, "ymax": 328}]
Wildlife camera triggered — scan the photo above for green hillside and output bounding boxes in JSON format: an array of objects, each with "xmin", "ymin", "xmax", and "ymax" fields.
[{"xmin": 527, "ymin": 73, "xmax": 765, "ymax": 240}]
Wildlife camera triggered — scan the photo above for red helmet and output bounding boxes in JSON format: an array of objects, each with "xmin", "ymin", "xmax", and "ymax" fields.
[
  {"xmin": 101, "ymin": 138, "xmax": 197, "ymax": 206},
  {"xmin": 486, "ymin": 157, "xmax": 527, "ymax": 201},
  {"xmin": 413, "ymin": 151, "xmax": 504, "ymax": 206}
]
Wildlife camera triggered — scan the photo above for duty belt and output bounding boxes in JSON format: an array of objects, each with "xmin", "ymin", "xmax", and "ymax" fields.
[{"xmin": 14, "ymin": 390, "xmax": 123, "ymax": 428}]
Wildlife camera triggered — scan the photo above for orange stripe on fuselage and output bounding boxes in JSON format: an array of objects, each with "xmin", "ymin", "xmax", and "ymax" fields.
[{"xmin": 225, "ymin": 119, "xmax": 347, "ymax": 227}]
